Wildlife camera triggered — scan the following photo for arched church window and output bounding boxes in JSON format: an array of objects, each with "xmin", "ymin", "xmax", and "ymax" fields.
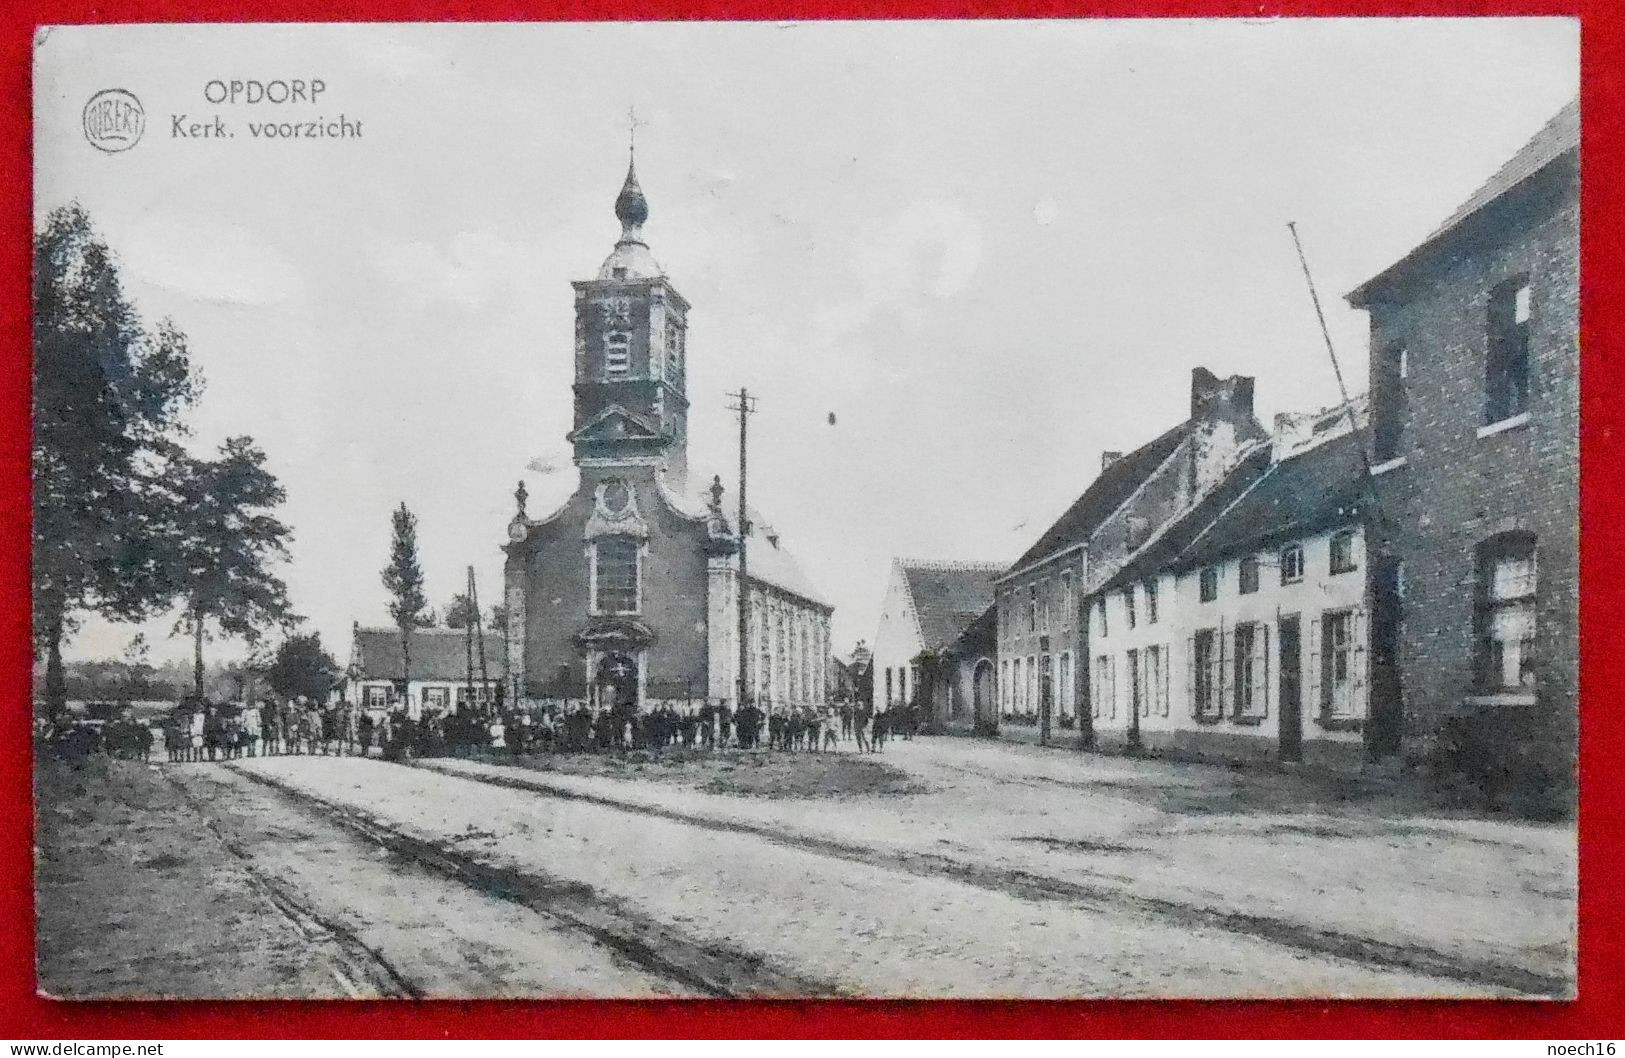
[{"xmin": 593, "ymin": 537, "xmax": 640, "ymax": 614}]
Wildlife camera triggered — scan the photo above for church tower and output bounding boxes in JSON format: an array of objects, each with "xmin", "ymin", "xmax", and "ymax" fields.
[{"xmin": 568, "ymin": 152, "xmax": 691, "ymax": 485}]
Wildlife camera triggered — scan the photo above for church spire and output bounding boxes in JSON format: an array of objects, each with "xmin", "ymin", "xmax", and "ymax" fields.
[
  {"xmin": 615, "ymin": 107, "xmax": 650, "ymax": 246},
  {"xmin": 614, "ymin": 155, "xmax": 649, "ymax": 246}
]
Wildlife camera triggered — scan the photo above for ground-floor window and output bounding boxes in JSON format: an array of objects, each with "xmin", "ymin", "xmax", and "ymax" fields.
[
  {"xmin": 1145, "ymin": 643, "xmax": 1168, "ymax": 717},
  {"xmin": 1024, "ymin": 657, "xmax": 1035, "ymax": 717},
  {"xmin": 1233, "ymin": 621, "xmax": 1268, "ymax": 721},
  {"xmin": 1478, "ymin": 531, "xmax": 1537, "ymax": 692},
  {"xmin": 365, "ymin": 684, "xmax": 389, "ymax": 707},
  {"xmin": 423, "ymin": 686, "xmax": 450, "ymax": 710},
  {"xmin": 1093, "ymin": 654, "xmax": 1116, "ymax": 719},
  {"xmin": 1191, "ymin": 629, "xmax": 1221, "ymax": 721},
  {"xmin": 1057, "ymin": 652, "xmax": 1073, "ymax": 716},
  {"xmin": 1320, "ymin": 609, "xmax": 1357, "ymax": 719},
  {"xmin": 1127, "ymin": 648, "xmax": 1142, "ymax": 716}
]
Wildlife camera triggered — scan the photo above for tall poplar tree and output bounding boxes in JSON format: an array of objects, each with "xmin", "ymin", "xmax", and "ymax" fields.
[{"xmin": 381, "ymin": 503, "xmax": 427, "ymax": 701}]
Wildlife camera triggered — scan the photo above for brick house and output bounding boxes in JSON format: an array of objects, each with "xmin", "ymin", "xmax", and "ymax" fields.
[
  {"xmin": 1346, "ymin": 100, "xmax": 1578, "ymax": 806},
  {"xmin": 502, "ymin": 153, "xmax": 833, "ymax": 715},
  {"xmin": 994, "ymin": 367, "xmax": 1266, "ymax": 746}
]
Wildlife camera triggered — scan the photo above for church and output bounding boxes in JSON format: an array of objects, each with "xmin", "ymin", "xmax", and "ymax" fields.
[{"xmin": 500, "ymin": 149, "xmax": 834, "ymax": 715}]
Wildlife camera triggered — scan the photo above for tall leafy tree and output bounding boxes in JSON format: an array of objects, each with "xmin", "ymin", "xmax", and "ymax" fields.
[
  {"xmin": 444, "ymin": 592, "xmax": 478, "ymax": 630},
  {"xmin": 33, "ymin": 203, "xmax": 199, "ymax": 711},
  {"xmin": 265, "ymin": 631, "xmax": 340, "ymax": 705},
  {"xmin": 488, "ymin": 604, "xmax": 508, "ymax": 633},
  {"xmin": 169, "ymin": 437, "xmax": 297, "ymax": 699},
  {"xmin": 381, "ymin": 503, "xmax": 427, "ymax": 697}
]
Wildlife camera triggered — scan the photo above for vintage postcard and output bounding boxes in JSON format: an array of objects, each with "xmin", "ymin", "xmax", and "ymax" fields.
[{"xmin": 31, "ymin": 19, "xmax": 1578, "ymax": 1000}]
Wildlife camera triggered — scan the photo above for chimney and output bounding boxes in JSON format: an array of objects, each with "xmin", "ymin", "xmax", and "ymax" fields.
[
  {"xmin": 1101, "ymin": 450, "xmax": 1124, "ymax": 472},
  {"xmin": 1190, "ymin": 367, "xmax": 1256, "ymax": 420}
]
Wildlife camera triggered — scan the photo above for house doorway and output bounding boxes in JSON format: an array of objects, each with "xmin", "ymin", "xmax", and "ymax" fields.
[
  {"xmin": 1368, "ymin": 556, "xmax": 1405, "ymax": 758},
  {"xmin": 973, "ymin": 659, "xmax": 995, "ymax": 730},
  {"xmin": 1278, "ymin": 614, "xmax": 1303, "ymax": 762}
]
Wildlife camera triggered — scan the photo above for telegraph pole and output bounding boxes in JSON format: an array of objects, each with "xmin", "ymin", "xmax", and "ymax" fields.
[{"xmin": 726, "ymin": 388, "xmax": 757, "ymax": 714}]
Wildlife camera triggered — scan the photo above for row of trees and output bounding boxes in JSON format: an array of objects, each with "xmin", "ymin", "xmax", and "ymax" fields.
[{"xmin": 33, "ymin": 204, "xmax": 299, "ymax": 710}]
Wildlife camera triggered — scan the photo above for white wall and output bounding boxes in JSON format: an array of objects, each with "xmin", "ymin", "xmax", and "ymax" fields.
[
  {"xmin": 872, "ymin": 561, "xmax": 922, "ymax": 710},
  {"xmin": 1088, "ymin": 523, "xmax": 1368, "ymax": 751}
]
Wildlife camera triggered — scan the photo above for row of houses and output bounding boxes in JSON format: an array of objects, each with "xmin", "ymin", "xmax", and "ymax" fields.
[{"xmin": 874, "ymin": 100, "xmax": 1578, "ymax": 798}]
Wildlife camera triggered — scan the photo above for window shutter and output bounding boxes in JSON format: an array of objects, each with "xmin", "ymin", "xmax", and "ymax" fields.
[
  {"xmin": 1218, "ymin": 619, "xmax": 1230, "ymax": 718},
  {"xmin": 1308, "ymin": 614, "xmax": 1323, "ymax": 719},
  {"xmin": 1139, "ymin": 650, "xmax": 1150, "ymax": 718},
  {"xmin": 1260, "ymin": 624, "xmax": 1271, "ymax": 719},
  {"xmin": 1185, "ymin": 637, "xmax": 1196, "ymax": 718},
  {"xmin": 1154, "ymin": 645, "xmax": 1165, "ymax": 716},
  {"xmin": 1353, "ymin": 607, "xmax": 1369, "ymax": 721},
  {"xmin": 1107, "ymin": 656, "xmax": 1117, "ymax": 720}
]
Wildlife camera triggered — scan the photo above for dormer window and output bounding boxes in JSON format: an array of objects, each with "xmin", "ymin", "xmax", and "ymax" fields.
[
  {"xmin": 604, "ymin": 331, "xmax": 630, "ymax": 377},
  {"xmin": 612, "ymin": 267, "xmax": 627, "ymax": 280}
]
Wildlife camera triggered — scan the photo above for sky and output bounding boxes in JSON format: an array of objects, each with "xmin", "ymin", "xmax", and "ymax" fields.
[{"xmin": 34, "ymin": 18, "xmax": 1578, "ymax": 666}]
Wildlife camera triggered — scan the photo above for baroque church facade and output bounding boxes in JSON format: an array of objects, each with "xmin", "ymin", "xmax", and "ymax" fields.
[{"xmin": 501, "ymin": 153, "xmax": 834, "ymax": 714}]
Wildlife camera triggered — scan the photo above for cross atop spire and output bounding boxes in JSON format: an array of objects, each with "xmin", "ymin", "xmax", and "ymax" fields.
[{"xmin": 627, "ymin": 105, "xmax": 646, "ymax": 158}]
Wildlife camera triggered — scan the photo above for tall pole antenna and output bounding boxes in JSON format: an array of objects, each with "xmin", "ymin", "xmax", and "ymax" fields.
[
  {"xmin": 726, "ymin": 388, "xmax": 758, "ymax": 716},
  {"xmin": 1287, "ymin": 221, "xmax": 1385, "ymax": 526},
  {"xmin": 464, "ymin": 565, "xmax": 475, "ymax": 711},
  {"xmin": 469, "ymin": 566, "xmax": 490, "ymax": 711}
]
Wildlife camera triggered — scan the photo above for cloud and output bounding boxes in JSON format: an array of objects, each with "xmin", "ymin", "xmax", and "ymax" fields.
[{"xmin": 119, "ymin": 215, "xmax": 305, "ymax": 307}]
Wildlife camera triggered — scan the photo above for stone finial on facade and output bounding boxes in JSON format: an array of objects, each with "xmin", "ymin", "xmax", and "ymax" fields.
[
  {"xmin": 709, "ymin": 474, "xmax": 725, "ymax": 513},
  {"xmin": 514, "ymin": 479, "xmax": 528, "ymax": 516}
]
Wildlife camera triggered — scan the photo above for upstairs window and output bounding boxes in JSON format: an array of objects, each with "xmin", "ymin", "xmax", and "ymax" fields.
[
  {"xmin": 1123, "ymin": 586, "xmax": 1137, "ymax": 629},
  {"xmin": 1485, "ymin": 278, "xmax": 1532, "ymax": 425},
  {"xmin": 1373, "ymin": 343, "xmax": 1407, "ymax": 462},
  {"xmin": 1199, "ymin": 566, "xmax": 1219, "ymax": 603},
  {"xmin": 1028, "ymin": 585, "xmax": 1038, "ymax": 633},
  {"xmin": 1059, "ymin": 571, "xmax": 1074, "ymax": 625},
  {"xmin": 1330, "ymin": 531, "xmax": 1358, "ymax": 575},
  {"xmin": 1096, "ymin": 596, "xmax": 1109, "ymax": 638},
  {"xmin": 604, "ymin": 331, "xmax": 631, "ymax": 377},
  {"xmin": 593, "ymin": 537, "xmax": 640, "ymax": 614},
  {"xmin": 1144, "ymin": 579, "xmax": 1159, "ymax": 624},
  {"xmin": 1239, "ymin": 555, "xmax": 1260, "ymax": 595},
  {"xmin": 1281, "ymin": 544, "xmax": 1305, "ymax": 584},
  {"xmin": 1478, "ymin": 532, "xmax": 1537, "ymax": 692}
]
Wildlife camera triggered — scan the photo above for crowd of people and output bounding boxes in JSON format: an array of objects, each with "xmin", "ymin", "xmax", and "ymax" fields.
[{"xmin": 47, "ymin": 695, "xmax": 921, "ymax": 765}]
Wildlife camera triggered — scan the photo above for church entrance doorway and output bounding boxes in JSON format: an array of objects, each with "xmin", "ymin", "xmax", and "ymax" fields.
[{"xmin": 597, "ymin": 651, "xmax": 640, "ymax": 710}]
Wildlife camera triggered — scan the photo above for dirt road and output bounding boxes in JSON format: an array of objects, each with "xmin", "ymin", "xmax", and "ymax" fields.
[{"xmin": 34, "ymin": 738, "xmax": 1574, "ymax": 999}]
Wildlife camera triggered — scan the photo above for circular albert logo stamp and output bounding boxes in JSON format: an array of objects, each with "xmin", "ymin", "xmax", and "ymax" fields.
[{"xmin": 82, "ymin": 89, "xmax": 146, "ymax": 153}]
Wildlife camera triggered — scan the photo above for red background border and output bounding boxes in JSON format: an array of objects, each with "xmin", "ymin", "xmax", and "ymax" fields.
[{"xmin": 1, "ymin": 0, "xmax": 1618, "ymax": 1040}]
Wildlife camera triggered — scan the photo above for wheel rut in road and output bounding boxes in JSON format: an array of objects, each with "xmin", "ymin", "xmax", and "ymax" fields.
[
  {"xmin": 227, "ymin": 763, "xmax": 844, "ymax": 998},
  {"xmin": 165, "ymin": 769, "xmax": 422, "ymax": 998},
  {"xmin": 413, "ymin": 758, "xmax": 1566, "ymax": 997}
]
